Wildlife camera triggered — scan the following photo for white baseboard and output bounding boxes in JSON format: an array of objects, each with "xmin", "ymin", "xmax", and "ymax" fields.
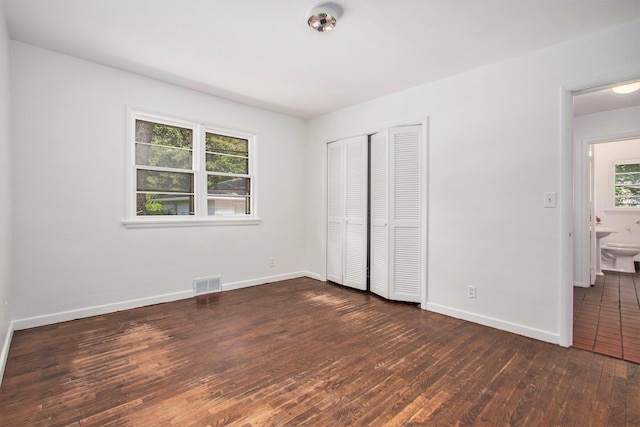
[
  {"xmin": 0, "ymin": 321, "xmax": 14, "ymax": 388},
  {"xmin": 221, "ymin": 271, "xmax": 306, "ymax": 291},
  {"xmin": 573, "ymin": 281, "xmax": 590, "ymax": 288},
  {"xmin": 304, "ymin": 271, "xmax": 323, "ymax": 281},
  {"xmin": 13, "ymin": 271, "xmax": 309, "ymax": 331},
  {"xmin": 13, "ymin": 290, "xmax": 194, "ymax": 331},
  {"xmin": 425, "ymin": 302, "xmax": 560, "ymax": 345}
]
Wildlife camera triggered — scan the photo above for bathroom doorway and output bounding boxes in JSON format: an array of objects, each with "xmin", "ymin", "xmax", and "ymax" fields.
[
  {"xmin": 571, "ymin": 81, "xmax": 640, "ymax": 362},
  {"xmin": 588, "ymin": 138, "xmax": 640, "ymax": 283}
]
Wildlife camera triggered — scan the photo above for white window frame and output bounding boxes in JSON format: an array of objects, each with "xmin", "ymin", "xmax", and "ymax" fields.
[
  {"xmin": 609, "ymin": 159, "xmax": 640, "ymax": 213},
  {"xmin": 123, "ymin": 108, "xmax": 260, "ymax": 228}
]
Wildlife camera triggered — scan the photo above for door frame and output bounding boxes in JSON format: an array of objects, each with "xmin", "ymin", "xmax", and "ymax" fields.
[{"xmin": 560, "ymin": 70, "xmax": 640, "ymax": 347}]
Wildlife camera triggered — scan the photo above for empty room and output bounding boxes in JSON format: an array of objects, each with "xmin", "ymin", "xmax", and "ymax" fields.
[{"xmin": 0, "ymin": 0, "xmax": 639, "ymax": 425}]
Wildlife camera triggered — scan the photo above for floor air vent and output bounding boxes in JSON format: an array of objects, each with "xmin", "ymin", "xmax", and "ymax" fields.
[{"xmin": 193, "ymin": 276, "xmax": 222, "ymax": 296}]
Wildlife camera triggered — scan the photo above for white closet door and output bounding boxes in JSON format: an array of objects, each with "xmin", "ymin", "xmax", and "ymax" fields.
[
  {"xmin": 343, "ymin": 136, "xmax": 368, "ymax": 290},
  {"xmin": 326, "ymin": 141, "xmax": 344, "ymax": 284},
  {"xmin": 390, "ymin": 125, "xmax": 422, "ymax": 302},
  {"xmin": 369, "ymin": 130, "xmax": 389, "ymax": 298}
]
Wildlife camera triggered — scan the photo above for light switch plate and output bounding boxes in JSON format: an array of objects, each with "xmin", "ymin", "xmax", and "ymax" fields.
[{"xmin": 544, "ymin": 192, "xmax": 557, "ymax": 208}]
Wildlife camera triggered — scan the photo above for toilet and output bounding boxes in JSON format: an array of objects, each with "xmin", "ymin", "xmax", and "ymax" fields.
[{"xmin": 601, "ymin": 243, "xmax": 640, "ymax": 273}]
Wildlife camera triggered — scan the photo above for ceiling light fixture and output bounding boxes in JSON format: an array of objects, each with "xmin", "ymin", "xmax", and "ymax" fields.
[
  {"xmin": 612, "ymin": 82, "xmax": 640, "ymax": 94},
  {"xmin": 307, "ymin": 4, "xmax": 340, "ymax": 33}
]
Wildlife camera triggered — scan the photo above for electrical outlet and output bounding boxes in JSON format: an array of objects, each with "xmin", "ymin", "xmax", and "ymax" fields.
[
  {"xmin": 467, "ymin": 285, "xmax": 477, "ymax": 299},
  {"xmin": 270, "ymin": 257, "xmax": 275, "ymax": 267}
]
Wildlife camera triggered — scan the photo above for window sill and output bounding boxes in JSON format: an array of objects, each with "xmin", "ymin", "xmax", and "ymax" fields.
[
  {"xmin": 122, "ymin": 217, "xmax": 262, "ymax": 229},
  {"xmin": 604, "ymin": 209, "xmax": 640, "ymax": 215}
]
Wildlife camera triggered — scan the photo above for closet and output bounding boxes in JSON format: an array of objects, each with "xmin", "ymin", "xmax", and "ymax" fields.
[
  {"xmin": 327, "ymin": 125, "xmax": 424, "ymax": 303},
  {"xmin": 327, "ymin": 135, "xmax": 368, "ymax": 291}
]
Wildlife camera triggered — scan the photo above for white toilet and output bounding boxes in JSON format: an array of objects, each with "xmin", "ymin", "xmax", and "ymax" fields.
[{"xmin": 601, "ymin": 243, "xmax": 640, "ymax": 273}]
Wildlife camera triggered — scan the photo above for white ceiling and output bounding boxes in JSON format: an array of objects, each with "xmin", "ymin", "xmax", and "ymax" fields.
[
  {"xmin": 573, "ymin": 84, "xmax": 640, "ymax": 116},
  {"xmin": 2, "ymin": 0, "xmax": 640, "ymax": 119}
]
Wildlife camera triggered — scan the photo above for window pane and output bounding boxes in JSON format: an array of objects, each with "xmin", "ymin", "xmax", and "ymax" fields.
[
  {"xmin": 136, "ymin": 120, "xmax": 193, "ymax": 148},
  {"xmin": 615, "ymin": 172, "xmax": 640, "ymax": 185},
  {"xmin": 615, "ymin": 185, "xmax": 640, "ymax": 207},
  {"xmin": 137, "ymin": 170, "xmax": 194, "ymax": 193},
  {"xmin": 205, "ymin": 133, "xmax": 248, "ymax": 156},
  {"xmin": 135, "ymin": 120, "xmax": 193, "ymax": 169},
  {"xmin": 136, "ymin": 144, "xmax": 192, "ymax": 169},
  {"xmin": 136, "ymin": 193, "xmax": 194, "ymax": 216},
  {"xmin": 615, "ymin": 163, "xmax": 640, "ymax": 174},
  {"xmin": 205, "ymin": 153, "xmax": 248, "ymax": 174},
  {"xmin": 207, "ymin": 176, "xmax": 250, "ymax": 196},
  {"xmin": 207, "ymin": 196, "xmax": 251, "ymax": 215}
]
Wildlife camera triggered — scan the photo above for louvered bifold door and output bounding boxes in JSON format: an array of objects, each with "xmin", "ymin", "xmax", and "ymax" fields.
[
  {"xmin": 369, "ymin": 130, "xmax": 389, "ymax": 298},
  {"xmin": 327, "ymin": 141, "xmax": 344, "ymax": 284},
  {"xmin": 390, "ymin": 125, "xmax": 422, "ymax": 302},
  {"xmin": 343, "ymin": 135, "xmax": 368, "ymax": 291}
]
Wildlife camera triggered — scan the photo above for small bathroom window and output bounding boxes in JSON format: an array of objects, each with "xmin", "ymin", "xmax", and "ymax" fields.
[{"xmin": 614, "ymin": 160, "xmax": 640, "ymax": 208}]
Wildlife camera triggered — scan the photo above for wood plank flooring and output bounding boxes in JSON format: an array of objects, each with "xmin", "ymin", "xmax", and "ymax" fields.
[
  {"xmin": 1, "ymin": 277, "xmax": 639, "ymax": 426},
  {"xmin": 573, "ymin": 269, "xmax": 640, "ymax": 363}
]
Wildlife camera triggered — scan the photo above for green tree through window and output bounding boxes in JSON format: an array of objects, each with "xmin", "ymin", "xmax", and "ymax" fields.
[
  {"xmin": 129, "ymin": 112, "xmax": 255, "ymax": 220},
  {"xmin": 614, "ymin": 162, "xmax": 640, "ymax": 207},
  {"xmin": 135, "ymin": 120, "xmax": 194, "ymax": 216}
]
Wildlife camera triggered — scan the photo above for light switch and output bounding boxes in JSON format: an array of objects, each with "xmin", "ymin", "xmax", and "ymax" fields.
[{"xmin": 544, "ymin": 192, "xmax": 557, "ymax": 208}]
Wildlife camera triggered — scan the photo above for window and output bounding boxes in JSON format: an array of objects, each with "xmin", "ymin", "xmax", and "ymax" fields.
[
  {"xmin": 205, "ymin": 132, "xmax": 251, "ymax": 215},
  {"xmin": 135, "ymin": 119, "xmax": 195, "ymax": 216},
  {"xmin": 614, "ymin": 161, "xmax": 640, "ymax": 208},
  {"xmin": 125, "ymin": 110, "xmax": 257, "ymax": 227}
]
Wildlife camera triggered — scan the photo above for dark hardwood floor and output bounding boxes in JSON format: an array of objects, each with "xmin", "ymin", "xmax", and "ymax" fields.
[{"xmin": 1, "ymin": 277, "xmax": 639, "ymax": 426}]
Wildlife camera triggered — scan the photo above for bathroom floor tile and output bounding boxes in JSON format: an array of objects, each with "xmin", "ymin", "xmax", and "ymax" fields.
[{"xmin": 573, "ymin": 269, "xmax": 639, "ymax": 364}]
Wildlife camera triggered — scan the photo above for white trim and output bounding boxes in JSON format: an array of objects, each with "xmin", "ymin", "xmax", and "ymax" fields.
[
  {"xmin": 122, "ymin": 217, "xmax": 261, "ymax": 228},
  {"xmin": 426, "ymin": 302, "xmax": 560, "ymax": 345},
  {"xmin": 12, "ymin": 272, "xmax": 307, "ymax": 331},
  {"xmin": 420, "ymin": 117, "xmax": 429, "ymax": 310},
  {"xmin": 304, "ymin": 271, "xmax": 323, "ymax": 281},
  {"xmin": 0, "ymin": 321, "xmax": 14, "ymax": 388},
  {"xmin": 611, "ymin": 157, "xmax": 640, "ymax": 211},
  {"xmin": 604, "ymin": 208, "xmax": 640, "ymax": 214},
  {"xmin": 221, "ymin": 271, "xmax": 307, "ymax": 292},
  {"xmin": 560, "ymin": 87, "xmax": 574, "ymax": 347},
  {"xmin": 13, "ymin": 290, "xmax": 193, "ymax": 330}
]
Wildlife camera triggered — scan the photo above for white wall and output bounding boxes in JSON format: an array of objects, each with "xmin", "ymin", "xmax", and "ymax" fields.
[
  {"xmin": 573, "ymin": 106, "xmax": 640, "ymax": 286},
  {"xmin": 10, "ymin": 42, "xmax": 307, "ymax": 327},
  {"xmin": 0, "ymin": 5, "xmax": 13, "ymax": 380},
  {"xmin": 306, "ymin": 20, "xmax": 640, "ymax": 344},
  {"xmin": 593, "ymin": 138, "xmax": 640, "ymax": 247}
]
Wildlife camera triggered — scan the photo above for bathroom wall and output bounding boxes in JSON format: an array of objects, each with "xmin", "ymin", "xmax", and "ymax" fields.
[
  {"xmin": 593, "ymin": 138, "xmax": 640, "ymax": 251},
  {"xmin": 573, "ymin": 105, "xmax": 640, "ymax": 286}
]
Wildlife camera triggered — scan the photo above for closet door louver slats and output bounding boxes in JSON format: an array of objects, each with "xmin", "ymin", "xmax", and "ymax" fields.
[
  {"xmin": 370, "ymin": 130, "xmax": 389, "ymax": 299},
  {"xmin": 327, "ymin": 136, "xmax": 368, "ymax": 291},
  {"xmin": 390, "ymin": 125, "xmax": 422, "ymax": 302},
  {"xmin": 326, "ymin": 142, "xmax": 344, "ymax": 284},
  {"xmin": 327, "ymin": 124, "xmax": 423, "ymax": 302},
  {"xmin": 343, "ymin": 137, "xmax": 368, "ymax": 290}
]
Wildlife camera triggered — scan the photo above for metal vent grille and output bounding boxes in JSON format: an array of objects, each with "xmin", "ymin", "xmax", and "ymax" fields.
[{"xmin": 193, "ymin": 276, "xmax": 221, "ymax": 295}]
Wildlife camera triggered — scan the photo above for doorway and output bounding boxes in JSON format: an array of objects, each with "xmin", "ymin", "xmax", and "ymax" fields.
[{"xmin": 571, "ymin": 81, "xmax": 640, "ymax": 362}]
